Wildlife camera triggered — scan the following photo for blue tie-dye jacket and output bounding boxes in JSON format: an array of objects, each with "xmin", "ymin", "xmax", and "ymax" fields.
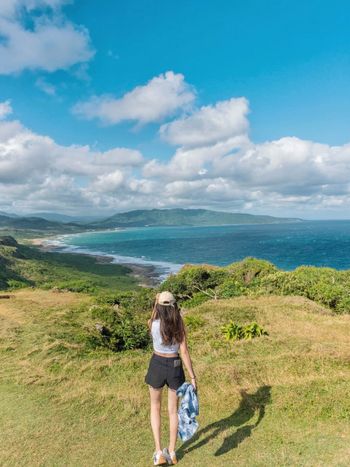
[{"xmin": 176, "ymin": 382, "xmax": 199, "ymax": 441}]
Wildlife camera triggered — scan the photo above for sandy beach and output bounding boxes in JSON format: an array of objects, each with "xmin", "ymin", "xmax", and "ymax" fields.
[{"xmin": 28, "ymin": 237, "xmax": 161, "ymax": 287}]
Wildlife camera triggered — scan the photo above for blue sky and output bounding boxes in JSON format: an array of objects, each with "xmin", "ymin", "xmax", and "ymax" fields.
[{"xmin": 0, "ymin": 0, "xmax": 350, "ymax": 218}]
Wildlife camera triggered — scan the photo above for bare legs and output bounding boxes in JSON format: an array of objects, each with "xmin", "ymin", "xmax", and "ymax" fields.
[
  {"xmin": 149, "ymin": 386, "xmax": 163, "ymax": 452},
  {"xmin": 168, "ymin": 387, "xmax": 179, "ymax": 453},
  {"xmin": 149, "ymin": 385, "xmax": 179, "ymax": 453}
]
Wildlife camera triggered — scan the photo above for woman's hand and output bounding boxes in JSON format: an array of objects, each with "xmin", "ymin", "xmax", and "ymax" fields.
[{"xmin": 191, "ymin": 376, "xmax": 197, "ymax": 392}]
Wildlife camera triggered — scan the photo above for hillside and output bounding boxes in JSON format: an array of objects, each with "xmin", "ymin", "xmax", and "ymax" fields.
[
  {"xmin": 0, "ymin": 236, "xmax": 138, "ymax": 292},
  {"xmin": 89, "ymin": 208, "xmax": 303, "ymax": 228},
  {"xmin": 24, "ymin": 212, "xmax": 106, "ymax": 224},
  {"xmin": 0, "ymin": 214, "xmax": 83, "ymax": 234},
  {"xmin": 0, "ymin": 289, "xmax": 349, "ymax": 465}
]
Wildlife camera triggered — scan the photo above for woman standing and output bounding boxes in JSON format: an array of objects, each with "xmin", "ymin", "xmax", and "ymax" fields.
[{"xmin": 145, "ymin": 291, "xmax": 197, "ymax": 465}]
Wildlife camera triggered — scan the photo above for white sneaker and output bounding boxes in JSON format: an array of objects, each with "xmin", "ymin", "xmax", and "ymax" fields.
[
  {"xmin": 153, "ymin": 450, "xmax": 167, "ymax": 466},
  {"xmin": 162, "ymin": 447, "xmax": 178, "ymax": 465}
]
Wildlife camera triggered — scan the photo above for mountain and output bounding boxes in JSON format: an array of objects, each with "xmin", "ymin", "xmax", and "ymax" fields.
[
  {"xmin": 25, "ymin": 212, "xmax": 106, "ymax": 224},
  {"xmin": 0, "ymin": 214, "xmax": 82, "ymax": 232},
  {"xmin": 0, "ymin": 211, "xmax": 19, "ymax": 218},
  {"xmin": 89, "ymin": 208, "xmax": 303, "ymax": 228}
]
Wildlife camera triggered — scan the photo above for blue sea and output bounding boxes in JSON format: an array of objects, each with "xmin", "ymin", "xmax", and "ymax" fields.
[{"xmin": 46, "ymin": 220, "xmax": 350, "ymax": 280}]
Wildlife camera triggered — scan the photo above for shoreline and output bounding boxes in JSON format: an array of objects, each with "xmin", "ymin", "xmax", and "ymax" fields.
[{"xmin": 28, "ymin": 237, "xmax": 170, "ymax": 288}]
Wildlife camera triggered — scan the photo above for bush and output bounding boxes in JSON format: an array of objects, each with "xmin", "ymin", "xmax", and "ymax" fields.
[
  {"xmin": 160, "ymin": 264, "xmax": 229, "ymax": 301},
  {"xmin": 161, "ymin": 258, "xmax": 278, "ymax": 304},
  {"xmin": 7, "ymin": 279, "xmax": 27, "ymax": 290},
  {"xmin": 224, "ymin": 257, "xmax": 278, "ymax": 287},
  {"xmin": 95, "ymin": 288, "xmax": 155, "ymax": 314},
  {"xmin": 90, "ymin": 304, "xmax": 151, "ymax": 351},
  {"xmin": 221, "ymin": 321, "xmax": 268, "ymax": 341},
  {"xmin": 184, "ymin": 315, "xmax": 205, "ymax": 329},
  {"xmin": 216, "ymin": 279, "xmax": 248, "ymax": 298},
  {"xmin": 50, "ymin": 280, "xmax": 98, "ymax": 293},
  {"xmin": 182, "ymin": 292, "xmax": 211, "ymax": 308},
  {"xmin": 260, "ymin": 266, "xmax": 350, "ymax": 313}
]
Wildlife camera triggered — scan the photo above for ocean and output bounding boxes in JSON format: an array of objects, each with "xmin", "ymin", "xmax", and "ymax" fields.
[{"xmin": 43, "ymin": 220, "xmax": 350, "ymax": 280}]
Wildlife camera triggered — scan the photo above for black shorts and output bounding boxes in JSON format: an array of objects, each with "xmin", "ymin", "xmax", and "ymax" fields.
[{"xmin": 144, "ymin": 353, "xmax": 186, "ymax": 390}]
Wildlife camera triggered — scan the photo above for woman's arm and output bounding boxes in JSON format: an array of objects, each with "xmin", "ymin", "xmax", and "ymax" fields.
[{"xmin": 179, "ymin": 333, "xmax": 197, "ymax": 390}]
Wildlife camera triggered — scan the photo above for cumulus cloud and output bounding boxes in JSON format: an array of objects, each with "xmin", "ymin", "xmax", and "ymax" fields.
[
  {"xmin": 1, "ymin": 99, "xmax": 350, "ymax": 216},
  {"xmin": 0, "ymin": 100, "xmax": 13, "ymax": 119},
  {"xmin": 73, "ymin": 71, "xmax": 196, "ymax": 125},
  {"xmin": 143, "ymin": 134, "xmax": 250, "ymax": 180},
  {"xmin": 0, "ymin": 0, "xmax": 67, "ymax": 18},
  {"xmin": 0, "ymin": 114, "xmax": 146, "ymax": 212},
  {"xmin": 160, "ymin": 97, "xmax": 249, "ymax": 147},
  {"xmin": 0, "ymin": 0, "xmax": 94, "ymax": 75}
]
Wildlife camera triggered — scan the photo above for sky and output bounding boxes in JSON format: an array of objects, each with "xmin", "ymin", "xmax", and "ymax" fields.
[{"xmin": 0, "ymin": 0, "xmax": 350, "ymax": 219}]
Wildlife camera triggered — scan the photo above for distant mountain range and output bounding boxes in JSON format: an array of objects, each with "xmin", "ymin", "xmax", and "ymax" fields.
[
  {"xmin": 89, "ymin": 208, "xmax": 303, "ymax": 228},
  {"xmin": 0, "ymin": 208, "xmax": 303, "ymax": 233},
  {"xmin": 22, "ymin": 212, "xmax": 106, "ymax": 223},
  {"xmin": 0, "ymin": 214, "xmax": 81, "ymax": 232}
]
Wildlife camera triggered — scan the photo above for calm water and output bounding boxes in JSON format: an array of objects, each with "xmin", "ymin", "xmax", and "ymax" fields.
[{"xmin": 48, "ymin": 221, "xmax": 350, "ymax": 278}]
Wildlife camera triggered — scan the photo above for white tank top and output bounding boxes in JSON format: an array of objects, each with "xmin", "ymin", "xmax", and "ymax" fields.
[{"xmin": 151, "ymin": 319, "xmax": 180, "ymax": 354}]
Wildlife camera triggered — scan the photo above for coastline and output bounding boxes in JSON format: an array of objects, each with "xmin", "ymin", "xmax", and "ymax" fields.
[{"xmin": 28, "ymin": 236, "xmax": 171, "ymax": 287}]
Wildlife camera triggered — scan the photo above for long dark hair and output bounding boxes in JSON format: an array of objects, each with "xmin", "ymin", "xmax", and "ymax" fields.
[{"xmin": 148, "ymin": 299, "xmax": 186, "ymax": 345}]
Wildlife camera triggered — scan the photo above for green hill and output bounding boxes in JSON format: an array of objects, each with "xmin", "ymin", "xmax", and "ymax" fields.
[
  {"xmin": 89, "ymin": 208, "xmax": 303, "ymax": 228},
  {"xmin": 0, "ymin": 235, "xmax": 137, "ymax": 292},
  {"xmin": 0, "ymin": 214, "xmax": 83, "ymax": 233}
]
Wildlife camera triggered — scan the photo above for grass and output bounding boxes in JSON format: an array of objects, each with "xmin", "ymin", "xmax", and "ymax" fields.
[{"xmin": 0, "ymin": 289, "xmax": 350, "ymax": 465}]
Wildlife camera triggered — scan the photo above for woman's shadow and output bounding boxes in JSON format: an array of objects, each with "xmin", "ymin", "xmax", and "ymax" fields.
[{"xmin": 177, "ymin": 385, "xmax": 271, "ymax": 459}]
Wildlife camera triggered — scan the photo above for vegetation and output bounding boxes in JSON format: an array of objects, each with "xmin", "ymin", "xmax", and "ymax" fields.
[
  {"xmin": 89, "ymin": 305, "xmax": 151, "ymax": 351},
  {"xmin": 0, "ymin": 236, "xmax": 138, "ymax": 293},
  {"xmin": 1, "ymin": 233, "xmax": 350, "ymax": 463},
  {"xmin": 0, "ymin": 289, "xmax": 349, "ymax": 465},
  {"xmin": 162, "ymin": 258, "xmax": 350, "ymax": 314},
  {"xmin": 0, "ymin": 214, "xmax": 84, "ymax": 233},
  {"xmin": 221, "ymin": 321, "xmax": 268, "ymax": 341}
]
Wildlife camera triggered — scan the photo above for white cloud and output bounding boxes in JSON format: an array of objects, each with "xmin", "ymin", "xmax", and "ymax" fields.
[
  {"xmin": 0, "ymin": 1, "xmax": 67, "ymax": 18},
  {"xmin": 73, "ymin": 71, "xmax": 196, "ymax": 125},
  {"xmin": 1, "ymin": 100, "xmax": 350, "ymax": 217},
  {"xmin": 160, "ymin": 97, "xmax": 249, "ymax": 147},
  {"xmin": 143, "ymin": 134, "xmax": 250, "ymax": 180},
  {"xmin": 90, "ymin": 170, "xmax": 125, "ymax": 193},
  {"xmin": 0, "ymin": 0, "xmax": 94, "ymax": 75},
  {"xmin": 0, "ymin": 100, "xmax": 13, "ymax": 119}
]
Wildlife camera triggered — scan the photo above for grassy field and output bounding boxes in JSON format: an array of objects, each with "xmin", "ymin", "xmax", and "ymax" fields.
[{"xmin": 1, "ymin": 289, "xmax": 350, "ymax": 466}]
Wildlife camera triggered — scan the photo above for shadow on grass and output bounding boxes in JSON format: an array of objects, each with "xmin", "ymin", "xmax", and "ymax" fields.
[{"xmin": 177, "ymin": 385, "xmax": 271, "ymax": 459}]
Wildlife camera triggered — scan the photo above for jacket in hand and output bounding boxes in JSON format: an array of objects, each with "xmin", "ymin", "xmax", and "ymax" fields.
[{"xmin": 176, "ymin": 382, "xmax": 199, "ymax": 441}]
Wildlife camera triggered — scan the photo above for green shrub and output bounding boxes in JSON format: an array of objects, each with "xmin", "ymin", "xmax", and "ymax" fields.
[
  {"xmin": 51, "ymin": 280, "xmax": 98, "ymax": 293},
  {"xmin": 221, "ymin": 321, "xmax": 268, "ymax": 341},
  {"xmin": 160, "ymin": 264, "xmax": 228, "ymax": 301},
  {"xmin": 95, "ymin": 288, "xmax": 155, "ymax": 314},
  {"xmin": 182, "ymin": 291, "xmax": 211, "ymax": 308},
  {"xmin": 90, "ymin": 305, "xmax": 151, "ymax": 351},
  {"xmin": 260, "ymin": 266, "xmax": 350, "ymax": 313},
  {"xmin": 7, "ymin": 279, "xmax": 27, "ymax": 290},
  {"xmin": 217, "ymin": 278, "xmax": 248, "ymax": 298},
  {"xmin": 224, "ymin": 257, "xmax": 278, "ymax": 287},
  {"xmin": 184, "ymin": 315, "xmax": 205, "ymax": 329}
]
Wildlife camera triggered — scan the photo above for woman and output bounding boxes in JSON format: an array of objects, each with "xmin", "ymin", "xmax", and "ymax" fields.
[{"xmin": 144, "ymin": 291, "xmax": 197, "ymax": 466}]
